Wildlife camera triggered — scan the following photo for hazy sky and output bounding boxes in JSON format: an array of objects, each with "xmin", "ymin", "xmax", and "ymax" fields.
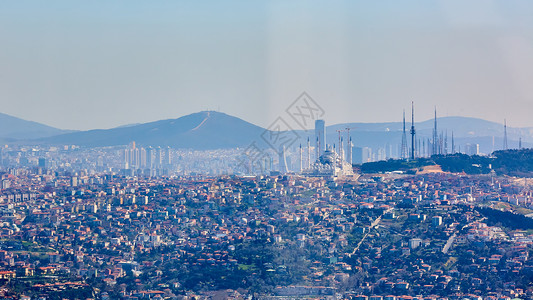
[{"xmin": 1, "ymin": 1, "xmax": 533, "ymax": 130}]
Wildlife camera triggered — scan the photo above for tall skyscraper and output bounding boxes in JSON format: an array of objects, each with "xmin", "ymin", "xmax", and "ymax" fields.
[
  {"xmin": 156, "ymin": 147, "xmax": 162, "ymax": 167},
  {"xmin": 279, "ymin": 145, "xmax": 288, "ymax": 173},
  {"xmin": 122, "ymin": 148, "xmax": 130, "ymax": 169},
  {"xmin": 38, "ymin": 157, "xmax": 46, "ymax": 169},
  {"xmin": 134, "ymin": 147, "xmax": 140, "ymax": 168},
  {"xmin": 140, "ymin": 148, "xmax": 147, "ymax": 168},
  {"xmin": 299, "ymin": 144, "xmax": 303, "ymax": 172},
  {"xmin": 315, "ymin": 119, "xmax": 326, "ymax": 157},
  {"xmin": 465, "ymin": 143, "xmax": 480, "ymax": 155},
  {"xmin": 97, "ymin": 156, "xmax": 104, "ymax": 169},
  {"xmin": 146, "ymin": 147, "xmax": 153, "ymax": 169},
  {"xmin": 165, "ymin": 146, "xmax": 172, "ymax": 166}
]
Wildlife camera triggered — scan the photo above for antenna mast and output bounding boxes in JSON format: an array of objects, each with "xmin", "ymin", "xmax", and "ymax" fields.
[
  {"xmin": 401, "ymin": 110, "xmax": 408, "ymax": 159},
  {"xmin": 503, "ymin": 119, "xmax": 508, "ymax": 150},
  {"xmin": 410, "ymin": 101, "xmax": 416, "ymax": 160}
]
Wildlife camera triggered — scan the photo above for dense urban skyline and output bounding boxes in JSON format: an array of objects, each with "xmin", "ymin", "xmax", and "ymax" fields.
[
  {"xmin": 2, "ymin": 1, "xmax": 533, "ymax": 130},
  {"xmin": 2, "ymin": 2, "xmax": 533, "ymax": 299}
]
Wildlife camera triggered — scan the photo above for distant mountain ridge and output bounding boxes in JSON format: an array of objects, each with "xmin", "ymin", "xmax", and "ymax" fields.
[
  {"xmin": 40, "ymin": 111, "xmax": 266, "ymax": 149},
  {"xmin": 0, "ymin": 112, "xmax": 71, "ymax": 140},
  {"xmin": 1, "ymin": 110, "xmax": 531, "ymax": 154}
]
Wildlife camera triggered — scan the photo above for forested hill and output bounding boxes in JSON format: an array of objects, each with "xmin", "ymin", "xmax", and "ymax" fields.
[{"xmin": 360, "ymin": 148, "xmax": 533, "ymax": 177}]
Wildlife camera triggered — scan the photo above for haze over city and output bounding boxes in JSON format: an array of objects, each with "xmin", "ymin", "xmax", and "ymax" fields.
[
  {"xmin": 3, "ymin": 2, "xmax": 533, "ymax": 299},
  {"xmin": 2, "ymin": 1, "xmax": 533, "ymax": 130}
]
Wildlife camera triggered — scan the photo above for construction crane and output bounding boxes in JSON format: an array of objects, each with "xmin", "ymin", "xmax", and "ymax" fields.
[
  {"xmin": 345, "ymin": 127, "xmax": 356, "ymax": 141},
  {"xmin": 336, "ymin": 127, "xmax": 357, "ymax": 162}
]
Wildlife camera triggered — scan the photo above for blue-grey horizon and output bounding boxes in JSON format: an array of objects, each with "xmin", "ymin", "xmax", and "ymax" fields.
[{"xmin": 1, "ymin": 1, "xmax": 533, "ymax": 130}]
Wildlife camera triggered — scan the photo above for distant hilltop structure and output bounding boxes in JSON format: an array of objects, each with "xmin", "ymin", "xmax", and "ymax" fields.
[{"xmin": 301, "ymin": 119, "xmax": 357, "ymax": 179}]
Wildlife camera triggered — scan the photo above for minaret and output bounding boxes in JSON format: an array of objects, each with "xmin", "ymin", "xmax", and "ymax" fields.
[
  {"xmin": 410, "ymin": 101, "xmax": 416, "ymax": 160},
  {"xmin": 316, "ymin": 137, "xmax": 320, "ymax": 161},
  {"xmin": 340, "ymin": 137, "xmax": 344, "ymax": 162},
  {"xmin": 347, "ymin": 136, "xmax": 353, "ymax": 165},
  {"xmin": 307, "ymin": 137, "xmax": 311, "ymax": 168},
  {"xmin": 503, "ymin": 119, "xmax": 508, "ymax": 150},
  {"xmin": 337, "ymin": 131, "xmax": 342, "ymax": 159},
  {"xmin": 333, "ymin": 144, "xmax": 337, "ymax": 170},
  {"xmin": 401, "ymin": 110, "xmax": 408, "ymax": 159}
]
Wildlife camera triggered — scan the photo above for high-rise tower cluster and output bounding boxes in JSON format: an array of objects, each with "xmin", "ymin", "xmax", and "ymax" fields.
[{"xmin": 122, "ymin": 142, "xmax": 173, "ymax": 176}]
